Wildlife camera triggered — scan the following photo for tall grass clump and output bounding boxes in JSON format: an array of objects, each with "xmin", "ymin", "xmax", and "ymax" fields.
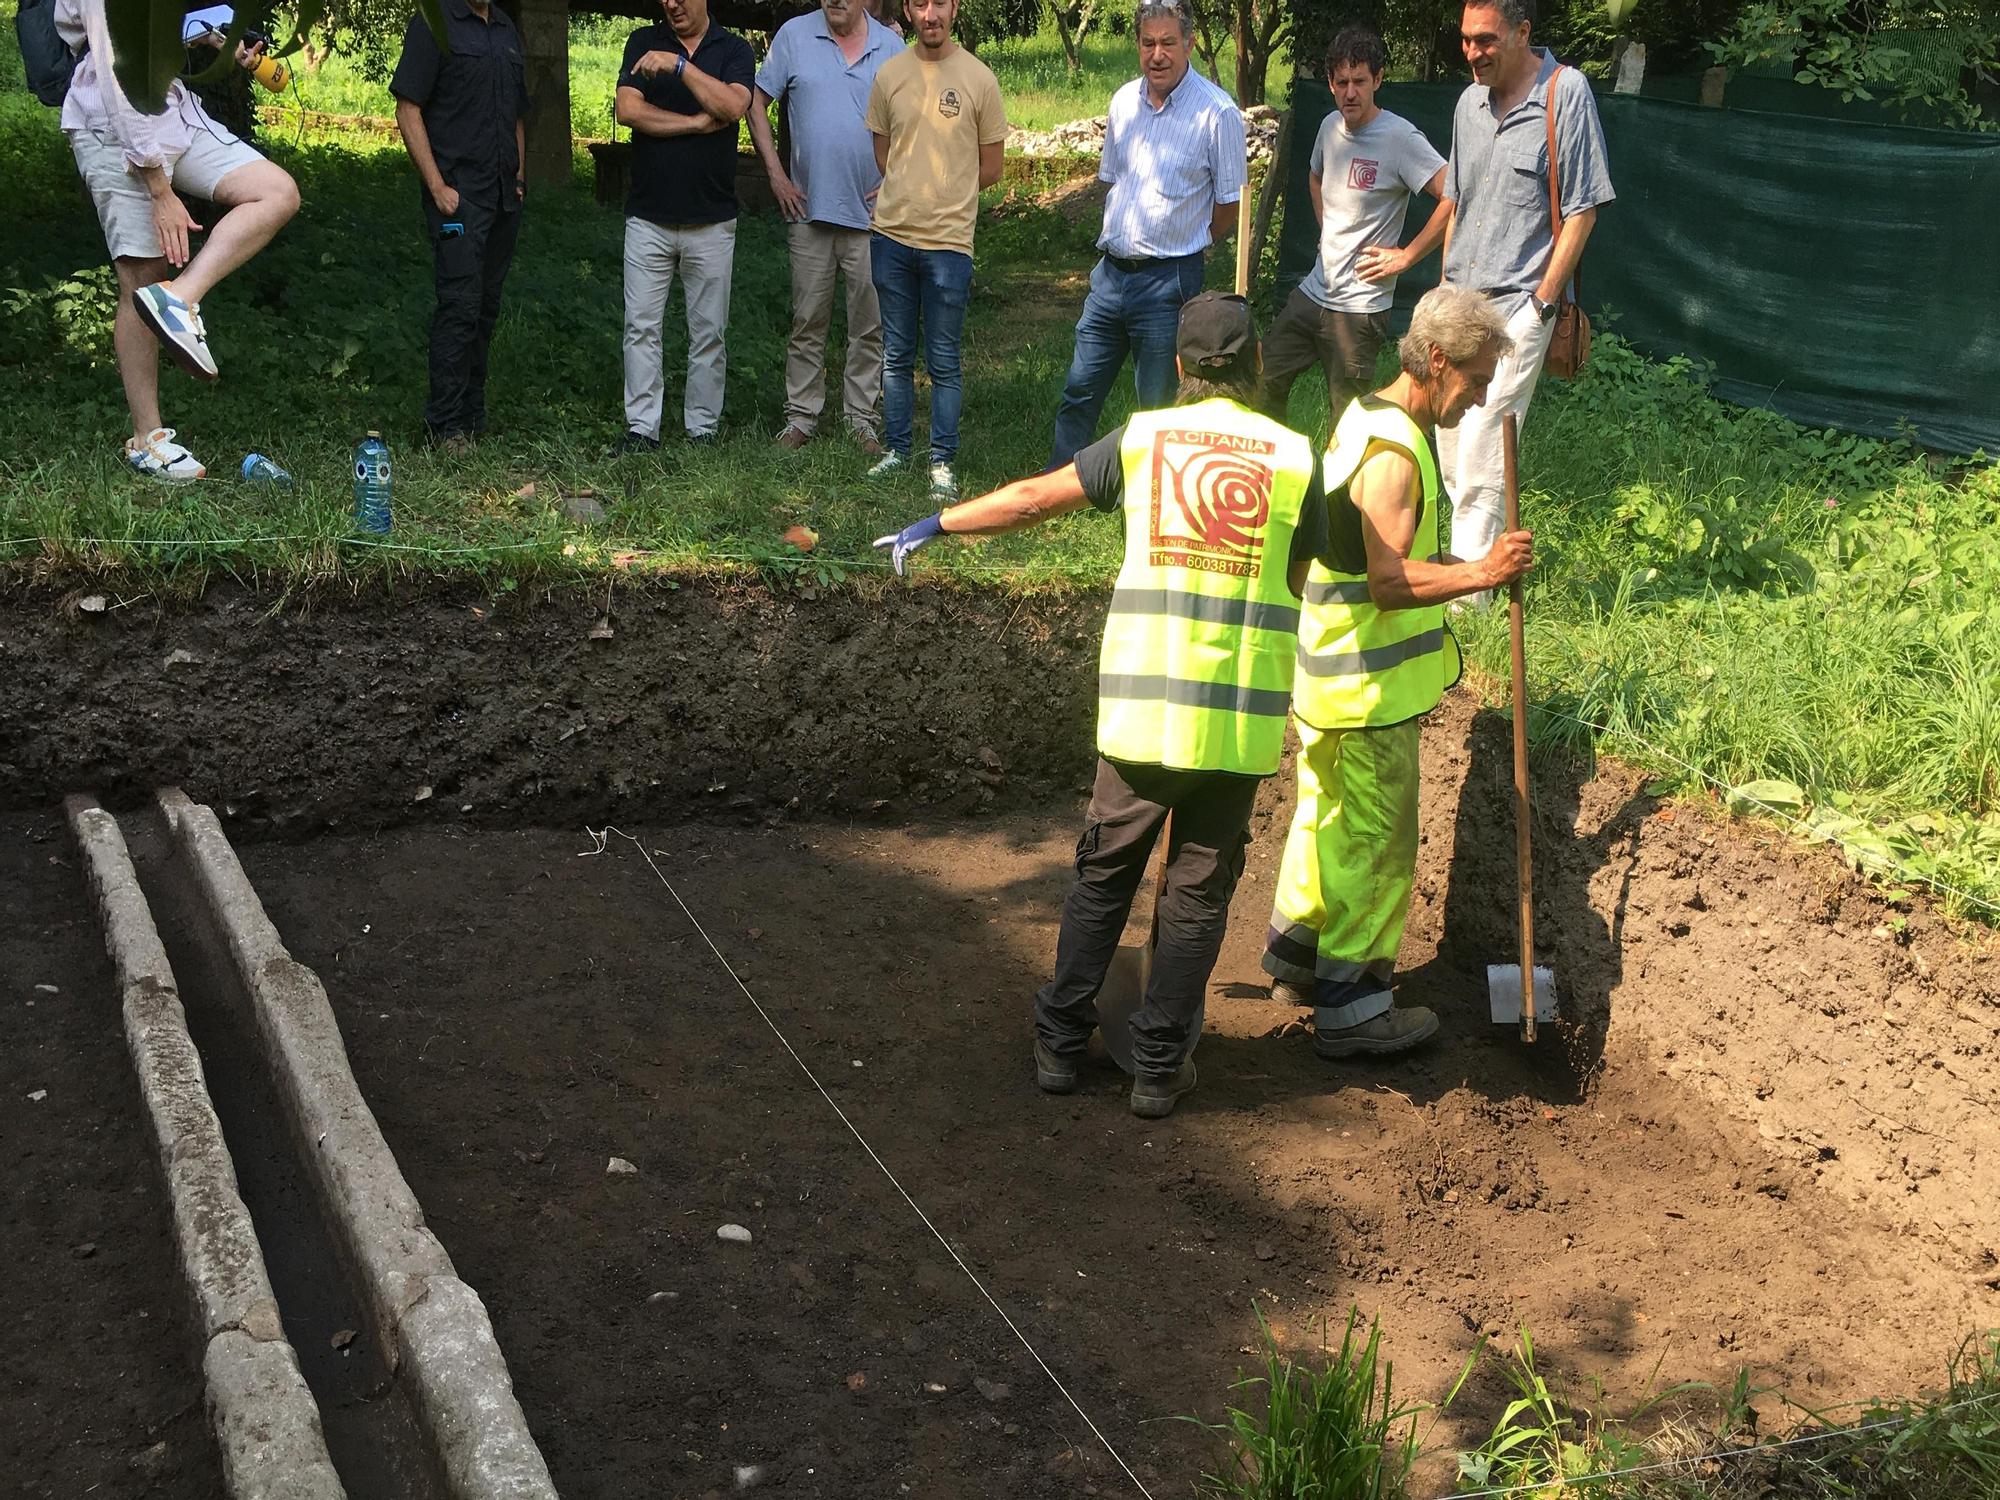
[
  {"xmin": 1191, "ymin": 1305, "xmax": 1472, "ymax": 1499},
  {"xmin": 1456, "ymin": 334, "xmax": 2000, "ymax": 916}
]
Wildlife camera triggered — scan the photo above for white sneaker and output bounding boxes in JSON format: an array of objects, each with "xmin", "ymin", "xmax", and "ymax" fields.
[
  {"xmin": 866, "ymin": 451, "xmax": 906, "ymax": 480},
  {"xmin": 132, "ymin": 283, "xmax": 219, "ymax": 381},
  {"xmin": 929, "ymin": 462, "xmax": 958, "ymax": 504},
  {"xmin": 125, "ymin": 427, "xmax": 206, "ymax": 482}
]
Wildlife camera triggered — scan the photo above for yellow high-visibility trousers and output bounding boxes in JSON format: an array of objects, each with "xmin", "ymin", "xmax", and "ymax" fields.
[{"xmin": 1262, "ymin": 719, "xmax": 1420, "ymax": 1031}]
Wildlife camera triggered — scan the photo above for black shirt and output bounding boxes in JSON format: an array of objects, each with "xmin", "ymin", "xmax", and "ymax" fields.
[
  {"xmin": 1074, "ymin": 418, "xmax": 1328, "ymax": 567},
  {"xmin": 618, "ymin": 22, "xmax": 757, "ymax": 227},
  {"xmin": 390, "ymin": 0, "xmax": 529, "ymax": 212}
]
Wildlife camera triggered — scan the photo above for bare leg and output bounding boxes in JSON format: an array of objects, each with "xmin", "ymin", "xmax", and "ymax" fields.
[
  {"xmin": 114, "ymin": 255, "xmax": 170, "ymax": 444},
  {"xmin": 167, "ymin": 160, "xmax": 300, "ymax": 306}
]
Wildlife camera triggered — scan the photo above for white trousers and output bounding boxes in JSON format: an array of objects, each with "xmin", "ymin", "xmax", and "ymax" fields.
[
  {"xmin": 623, "ymin": 217, "xmax": 736, "ymax": 440},
  {"xmin": 1438, "ymin": 296, "xmax": 1558, "ymax": 574}
]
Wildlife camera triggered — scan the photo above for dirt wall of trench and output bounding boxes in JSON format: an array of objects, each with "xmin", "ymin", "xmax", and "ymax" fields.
[{"xmin": 3, "ymin": 578, "xmax": 1996, "ymax": 1282}]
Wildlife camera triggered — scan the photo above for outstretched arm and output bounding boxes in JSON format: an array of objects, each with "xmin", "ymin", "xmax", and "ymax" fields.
[{"xmin": 875, "ymin": 467, "xmax": 1093, "ymax": 573}]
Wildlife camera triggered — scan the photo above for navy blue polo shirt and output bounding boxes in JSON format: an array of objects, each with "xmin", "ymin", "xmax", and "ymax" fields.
[
  {"xmin": 390, "ymin": 0, "xmax": 529, "ymax": 210},
  {"xmin": 618, "ymin": 21, "xmax": 757, "ymax": 227}
]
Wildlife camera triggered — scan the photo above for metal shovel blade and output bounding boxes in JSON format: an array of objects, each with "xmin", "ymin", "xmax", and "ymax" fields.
[
  {"xmin": 1096, "ymin": 943, "xmax": 1150, "ymax": 1075},
  {"xmin": 1095, "ymin": 942, "xmax": 1205, "ymax": 1077},
  {"xmin": 1487, "ymin": 964, "xmax": 1558, "ymax": 1025}
]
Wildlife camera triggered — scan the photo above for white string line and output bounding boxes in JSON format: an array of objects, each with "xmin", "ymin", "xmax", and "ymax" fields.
[
  {"xmin": 1530, "ymin": 700, "xmax": 2000, "ymax": 919},
  {"xmin": 1438, "ymin": 1387, "xmax": 2000, "ymax": 1499},
  {"xmin": 579, "ymin": 825, "xmax": 1160, "ymax": 1500}
]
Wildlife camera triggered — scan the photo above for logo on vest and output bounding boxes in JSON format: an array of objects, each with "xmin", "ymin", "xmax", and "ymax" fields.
[
  {"xmin": 1148, "ymin": 430, "xmax": 1274, "ymax": 577},
  {"xmin": 938, "ymin": 87, "xmax": 962, "ymax": 118}
]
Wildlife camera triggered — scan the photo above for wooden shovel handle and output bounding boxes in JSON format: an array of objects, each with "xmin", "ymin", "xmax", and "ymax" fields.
[{"xmin": 1503, "ymin": 414, "xmax": 1536, "ymax": 1043}]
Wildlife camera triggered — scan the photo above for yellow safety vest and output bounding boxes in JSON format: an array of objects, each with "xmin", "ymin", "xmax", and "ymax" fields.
[
  {"xmin": 1293, "ymin": 395, "xmax": 1462, "ymax": 730},
  {"xmin": 1097, "ymin": 397, "xmax": 1313, "ymax": 776}
]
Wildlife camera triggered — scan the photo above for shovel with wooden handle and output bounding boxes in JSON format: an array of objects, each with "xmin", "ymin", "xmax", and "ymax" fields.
[{"xmin": 1486, "ymin": 413, "xmax": 1557, "ymax": 1039}]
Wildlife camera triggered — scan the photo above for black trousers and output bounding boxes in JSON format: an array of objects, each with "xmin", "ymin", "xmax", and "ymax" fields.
[
  {"xmin": 1034, "ymin": 757, "xmax": 1260, "ymax": 1078},
  {"xmin": 423, "ymin": 184, "xmax": 521, "ymax": 438}
]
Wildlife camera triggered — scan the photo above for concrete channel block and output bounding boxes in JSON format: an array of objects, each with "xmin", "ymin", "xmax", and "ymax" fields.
[
  {"xmin": 206, "ymin": 1331, "xmax": 349, "ymax": 1500},
  {"xmin": 156, "ymin": 788, "xmax": 559, "ymax": 1500},
  {"xmin": 65, "ymin": 796, "xmax": 345, "ymax": 1500}
]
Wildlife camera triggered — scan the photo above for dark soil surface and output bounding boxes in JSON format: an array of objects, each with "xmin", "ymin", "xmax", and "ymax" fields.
[
  {"xmin": 218, "ymin": 691, "xmax": 1994, "ymax": 1499},
  {"xmin": 4, "ymin": 582, "xmax": 1995, "ymax": 1497},
  {"xmin": 0, "ymin": 813, "xmax": 222, "ymax": 1498}
]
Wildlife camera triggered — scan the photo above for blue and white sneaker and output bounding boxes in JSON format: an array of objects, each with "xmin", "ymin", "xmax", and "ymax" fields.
[
  {"xmin": 865, "ymin": 451, "xmax": 905, "ymax": 481},
  {"xmin": 929, "ymin": 462, "xmax": 958, "ymax": 504},
  {"xmin": 132, "ymin": 283, "xmax": 219, "ymax": 381},
  {"xmin": 125, "ymin": 427, "xmax": 206, "ymax": 482}
]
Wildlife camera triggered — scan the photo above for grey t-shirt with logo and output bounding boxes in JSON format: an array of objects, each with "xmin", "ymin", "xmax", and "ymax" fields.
[{"xmin": 1300, "ymin": 109, "xmax": 1444, "ymax": 315}]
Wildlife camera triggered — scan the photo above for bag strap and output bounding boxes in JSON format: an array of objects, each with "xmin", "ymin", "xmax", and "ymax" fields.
[{"xmin": 1544, "ymin": 63, "xmax": 1575, "ymax": 308}]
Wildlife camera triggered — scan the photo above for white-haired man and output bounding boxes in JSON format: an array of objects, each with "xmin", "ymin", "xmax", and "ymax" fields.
[{"xmin": 1265, "ymin": 284, "xmax": 1532, "ymax": 1057}]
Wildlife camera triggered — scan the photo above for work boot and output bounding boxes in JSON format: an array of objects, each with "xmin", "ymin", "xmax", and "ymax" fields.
[
  {"xmin": 1313, "ymin": 1005, "xmax": 1439, "ymax": 1060},
  {"xmin": 1033, "ymin": 1038, "xmax": 1078, "ymax": 1094},
  {"xmin": 1130, "ymin": 1058, "xmax": 1196, "ymax": 1118},
  {"xmin": 1271, "ymin": 979, "xmax": 1312, "ymax": 1007}
]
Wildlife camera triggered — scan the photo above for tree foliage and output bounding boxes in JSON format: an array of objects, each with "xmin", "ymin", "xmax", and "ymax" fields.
[{"xmin": 1708, "ymin": 0, "xmax": 2000, "ymax": 128}]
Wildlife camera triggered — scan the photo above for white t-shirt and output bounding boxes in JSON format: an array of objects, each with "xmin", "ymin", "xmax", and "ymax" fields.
[{"xmin": 1300, "ymin": 109, "xmax": 1444, "ymax": 314}]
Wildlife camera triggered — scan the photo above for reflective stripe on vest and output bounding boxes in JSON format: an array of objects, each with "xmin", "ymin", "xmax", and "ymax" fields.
[
  {"xmin": 1097, "ymin": 397, "xmax": 1314, "ymax": 776},
  {"xmin": 1293, "ymin": 397, "xmax": 1463, "ymax": 730}
]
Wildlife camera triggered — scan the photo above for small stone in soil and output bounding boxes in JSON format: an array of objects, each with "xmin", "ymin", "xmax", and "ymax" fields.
[
  {"xmin": 647, "ymin": 1291, "xmax": 677, "ymax": 1304},
  {"xmin": 606, "ymin": 1157, "xmax": 638, "ymax": 1175},
  {"xmin": 923, "ymin": 1381, "xmax": 947, "ymax": 1394},
  {"xmin": 845, "ymin": 1371, "xmax": 867, "ymax": 1391},
  {"xmin": 27, "ymin": 1089, "xmax": 47, "ymax": 1102},
  {"xmin": 72, "ymin": 1241, "xmax": 97, "ymax": 1259},
  {"xmin": 733, "ymin": 1463, "xmax": 765, "ymax": 1491},
  {"xmin": 717, "ymin": 1223, "xmax": 754, "ymax": 1244},
  {"xmin": 34, "ymin": 984, "xmax": 58, "ymax": 994},
  {"xmin": 974, "ymin": 1377, "xmax": 1010, "ymax": 1402},
  {"xmin": 1253, "ymin": 1240, "xmax": 1275, "ymax": 1261},
  {"xmin": 330, "ymin": 1328, "xmax": 356, "ymax": 1350}
]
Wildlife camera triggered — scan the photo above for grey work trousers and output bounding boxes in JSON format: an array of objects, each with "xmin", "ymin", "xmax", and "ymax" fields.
[
  {"xmin": 622, "ymin": 216, "xmax": 736, "ymax": 440},
  {"xmin": 784, "ymin": 220, "xmax": 882, "ymax": 438},
  {"xmin": 1034, "ymin": 756, "xmax": 1260, "ymax": 1079}
]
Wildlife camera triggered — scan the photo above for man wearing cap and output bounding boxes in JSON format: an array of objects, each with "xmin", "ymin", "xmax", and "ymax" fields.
[
  {"xmin": 874, "ymin": 293, "xmax": 1327, "ymax": 1119},
  {"xmin": 1044, "ymin": 0, "xmax": 1245, "ymax": 470},
  {"xmin": 1267, "ymin": 284, "xmax": 1533, "ymax": 1057}
]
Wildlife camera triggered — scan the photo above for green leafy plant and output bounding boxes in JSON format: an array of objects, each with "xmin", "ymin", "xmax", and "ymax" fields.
[{"xmin": 1190, "ymin": 1304, "xmax": 1474, "ymax": 1500}]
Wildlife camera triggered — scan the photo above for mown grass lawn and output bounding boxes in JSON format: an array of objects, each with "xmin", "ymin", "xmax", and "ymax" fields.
[{"xmin": 3, "ymin": 33, "xmax": 1997, "ymax": 917}]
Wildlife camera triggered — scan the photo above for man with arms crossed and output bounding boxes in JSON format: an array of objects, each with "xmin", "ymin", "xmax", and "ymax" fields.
[
  {"xmin": 1260, "ymin": 24, "xmax": 1446, "ymax": 428},
  {"xmin": 747, "ymin": 0, "xmax": 899, "ymax": 455},
  {"xmin": 613, "ymin": 0, "xmax": 755, "ymax": 450},
  {"xmin": 1439, "ymin": 0, "xmax": 1611, "ymax": 582},
  {"xmin": 55, "ymin": 0, "xmax": 299, "ymax": 479},
  {"xmin": 864, "ymin": 0, "xmax": 1006, "ymax": 502},
  {"xmin": 1044, "ymin": 0, "xmax": 1244, "ymax": 470},
  {"xmin": 1267, "ymin": 284, "xmax": 1532, "ymax": 1055},
  {"xmin": 392, "ymin": 0, "xmax": 531, "ymax": 451}
]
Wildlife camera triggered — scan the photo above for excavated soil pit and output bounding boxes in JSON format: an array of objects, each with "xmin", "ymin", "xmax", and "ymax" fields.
[{"xmin": 4, "ymin": 583, "xmax": 1996, "ymax": 1496}]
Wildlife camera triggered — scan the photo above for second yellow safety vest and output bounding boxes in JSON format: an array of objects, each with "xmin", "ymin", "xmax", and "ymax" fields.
[
  {"xmin": 1097, "ymin": 397, "xmax": 1313, "ymax": 776},
  {"xmin": 1293, "ymin": 395, "xmax": 1462, "ymax": 730}
]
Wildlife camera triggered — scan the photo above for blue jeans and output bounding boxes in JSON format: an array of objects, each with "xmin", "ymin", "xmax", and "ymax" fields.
[
  {"xmin": 1047, "ymin": 252, "xmax": 1205, "ymax": 468},
  {"xmin": 870, "ymin": 233, "xmax": 974, "ymax": 464}
]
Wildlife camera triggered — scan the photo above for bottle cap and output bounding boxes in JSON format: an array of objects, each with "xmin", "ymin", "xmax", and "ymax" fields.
[
  {"xmin": 366, "ymin": 430, "xmax": 381, "ymax": 439},
  {"xmin": 241, "ymin": 453, "xmax": 264, "ymax": 478}
]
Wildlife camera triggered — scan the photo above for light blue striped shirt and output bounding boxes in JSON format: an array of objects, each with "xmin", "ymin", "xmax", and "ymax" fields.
[{"xmin": 1097, "ymin": 66, "xmax": 1247, "ymax": 259}]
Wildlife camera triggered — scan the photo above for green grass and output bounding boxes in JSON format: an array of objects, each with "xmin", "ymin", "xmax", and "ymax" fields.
[
  {"xmin": 1197, "ymin": 1320, "xmax": 2000, "ymax": 1499},
  {"xmin": 4, "ymin": 82, "xmax": 1997, "ymax": 915}
]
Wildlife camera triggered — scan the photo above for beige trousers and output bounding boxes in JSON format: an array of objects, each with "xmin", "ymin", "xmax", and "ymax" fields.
[{"xmin": 783, "ymin": 221, "xmax": 882, "ymax": 438}]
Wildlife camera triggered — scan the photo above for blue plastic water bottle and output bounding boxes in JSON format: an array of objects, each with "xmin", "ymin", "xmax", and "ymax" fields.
[
  {"xmin": 353, "ymin": 431, "xmax": 392, "ymax": 534},
  {"xmin": 241, "ymin": 453, "xmax": 293, "ymax": 488}
]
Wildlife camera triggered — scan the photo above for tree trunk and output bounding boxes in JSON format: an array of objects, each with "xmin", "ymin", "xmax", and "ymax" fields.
[
  {"xmin": 1246, "ymin": 103, "xmax": 1290, "ymax": 291},
  {"xmin": 1191, "ymin": 0, "xmax": 1224, "ymax": 85},
  {"xmin": 1050, "ymin": 0, "xmax": 1080, "ymax": 76}
]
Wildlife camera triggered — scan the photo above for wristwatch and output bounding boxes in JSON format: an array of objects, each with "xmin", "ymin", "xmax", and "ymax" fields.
[
  {"xmin": 1531, "ymin": 295, "xmax": 1558, "ymax": 323},
  {"xmin": 674, "ymin": 52, "xmax": 686, "ymax": 77}
]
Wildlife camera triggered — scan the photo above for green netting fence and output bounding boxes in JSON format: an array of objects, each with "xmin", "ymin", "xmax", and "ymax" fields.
[{"xmin": 1279, "ymin": 78, "xmax": 2000, "ymax": 454}]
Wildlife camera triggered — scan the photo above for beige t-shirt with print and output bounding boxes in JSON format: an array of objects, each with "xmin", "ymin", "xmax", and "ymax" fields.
[{"xmin": 864, "ymin": 45, "xmax": 1007, "ymax": 255}]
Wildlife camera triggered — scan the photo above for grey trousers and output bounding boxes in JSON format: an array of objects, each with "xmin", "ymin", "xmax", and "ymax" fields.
[
  {"xmin": 623, "ymin": 216, "xmax": 736, "ymax": 440},
  {"xmin": 1033, "ymin": 757, "xmax": 1260, "ymax": 1079}
]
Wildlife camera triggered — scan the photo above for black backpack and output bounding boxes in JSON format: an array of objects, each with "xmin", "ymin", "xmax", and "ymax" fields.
[{"xmin": 15, "ymin": 0, "xmax": 83, "ymax": 106}]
